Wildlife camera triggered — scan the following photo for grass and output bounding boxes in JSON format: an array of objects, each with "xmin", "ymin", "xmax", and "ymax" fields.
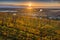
[{"xmin": 0, "ymin": 13, "xmax": 60, "ymax": 40}]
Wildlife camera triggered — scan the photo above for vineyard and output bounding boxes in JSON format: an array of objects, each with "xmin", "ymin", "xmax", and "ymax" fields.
[{"xmin": 0, "ymin": 11, "xmax": 60, "ymax": 40}]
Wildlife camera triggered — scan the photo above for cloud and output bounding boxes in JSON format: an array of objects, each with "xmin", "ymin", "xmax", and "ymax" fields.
[
  {"xmin": 0, "ymin": 2, "xmax": 60, "ymax": 7},
  {"xmin": 0, "ymin": 0, "xmax": 60, "ymax": 2}
]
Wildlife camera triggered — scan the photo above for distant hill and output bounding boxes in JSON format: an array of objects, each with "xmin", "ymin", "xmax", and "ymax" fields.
[{"xmin": 0, "ymin": 5, "xmax": 60, "ymax": 19}]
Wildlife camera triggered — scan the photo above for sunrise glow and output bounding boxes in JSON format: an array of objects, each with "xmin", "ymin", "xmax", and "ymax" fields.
[{"xmin": 29, "ymin": 4, "xmax": 32, "ymax": 7}]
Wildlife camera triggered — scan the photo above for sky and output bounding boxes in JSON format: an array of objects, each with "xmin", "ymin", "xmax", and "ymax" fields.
[
  {"xmin": 0, "ymin": 0, "xmax": 60, "ymax": 2},
  {"xmin": 0, "ymin": 0, "xmax": 60, "ymax": 7}
]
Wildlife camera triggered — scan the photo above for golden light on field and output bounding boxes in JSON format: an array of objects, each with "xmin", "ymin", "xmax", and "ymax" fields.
[
  {"xmin": 39, "ymin": 9, "xmax": 43, "ymax": 12},
  {"xmin": 27, "ymin": 7, "xmax": 32, "ymax": 9}
]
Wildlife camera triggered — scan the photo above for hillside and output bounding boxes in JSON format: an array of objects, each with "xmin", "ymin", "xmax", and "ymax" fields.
[{"xmin": 0, "ymin": 9, "xmax": 60, "ymax": 40}]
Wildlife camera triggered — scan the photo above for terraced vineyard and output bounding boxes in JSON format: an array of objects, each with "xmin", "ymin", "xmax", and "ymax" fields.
[{"xmin": 0, "ymin": 11, "xmax": 60, "ymax": 40}]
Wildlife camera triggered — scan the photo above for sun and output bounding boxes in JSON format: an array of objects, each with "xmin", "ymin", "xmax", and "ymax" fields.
[
  {"xmin": 28, "ymin": 2, "xmax": 32, "ymax": 7},
  {"xmin": 27, "ymin": 3, "xmax": 32, "ymax": 9},
  {"xmin": 27, "ymin": 2, "xmax": 33, "ymax": 9},
  {"xmin": 28, "ymin": 3, "xmax": 32, "ymax": 7}
]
